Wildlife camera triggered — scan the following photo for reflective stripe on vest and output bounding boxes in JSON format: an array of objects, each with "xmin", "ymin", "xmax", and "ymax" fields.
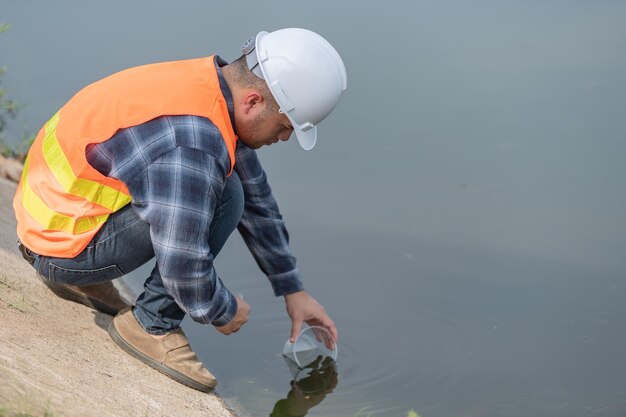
[
  {"xmin": 40, "ymin": 112, "xmax": 131, "ymax": 212},
  {"xmin": 19, "ymin": 156, "xmax": 112, "ymax": 235},
  {"xmin": 14, "ymin": 56, "xmax": 238, "ymax": 258}
]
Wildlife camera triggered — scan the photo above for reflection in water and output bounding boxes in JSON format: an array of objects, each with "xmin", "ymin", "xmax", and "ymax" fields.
[{"xmin": 270, "ymin": 357, "xmax": 338, "ymax": 417}]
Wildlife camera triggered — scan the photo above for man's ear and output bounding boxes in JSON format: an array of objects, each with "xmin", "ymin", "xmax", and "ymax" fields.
[{"xmin": 242, "ymin": 90, "xmax": 263, "ymax": 116}]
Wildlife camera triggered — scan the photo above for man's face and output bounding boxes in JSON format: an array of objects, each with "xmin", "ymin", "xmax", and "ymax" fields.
[{"xmin": 235, "ymin": 98, "xmax": 294, "ymax": 149}]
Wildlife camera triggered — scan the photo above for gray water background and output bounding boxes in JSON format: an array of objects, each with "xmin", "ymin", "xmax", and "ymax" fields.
[{"xmin": 2, "ymin": 1, "xmax": 626, "ymax": 416}]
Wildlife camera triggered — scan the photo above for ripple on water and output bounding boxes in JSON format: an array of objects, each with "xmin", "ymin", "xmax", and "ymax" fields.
[
  {"xmin": 315, "ymin": 304, "xmax": 497, "ymax": 417},
  {"xmin": 219, "ymin": 287, "xmax": 626, "ymax": 417},
  {"xmin": 588, "ymin": 310, "xmax": 611, "ymax": 325}
]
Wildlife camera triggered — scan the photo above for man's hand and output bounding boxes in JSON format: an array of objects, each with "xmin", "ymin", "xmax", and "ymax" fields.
[
  {"xmin": 284, "ymin": 291, "xmax": 338, "ymax": 344},
  {"xmin": 215, "ymin": 295, "xmax": 250, "ymax": 335}
]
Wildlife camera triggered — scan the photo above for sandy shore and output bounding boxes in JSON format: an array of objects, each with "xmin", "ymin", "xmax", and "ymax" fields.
[{"xmin": 0, "ymin": 177, "xmax": 236, "ymax": 417}]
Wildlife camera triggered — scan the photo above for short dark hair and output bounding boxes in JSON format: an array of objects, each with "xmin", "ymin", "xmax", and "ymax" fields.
[{"xmin": 229, "ymin": 55, "xmax": 279, "ymax": 114}]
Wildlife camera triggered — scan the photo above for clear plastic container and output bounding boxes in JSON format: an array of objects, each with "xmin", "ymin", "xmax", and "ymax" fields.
[{"xmin": 282, "ymin": 325, "xmax": 338, "ymax": 370}]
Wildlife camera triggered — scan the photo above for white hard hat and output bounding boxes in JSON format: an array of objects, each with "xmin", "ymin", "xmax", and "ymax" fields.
[{"xmin": 241, "ymin": 28, "xmax": 348, "ymax": 150}]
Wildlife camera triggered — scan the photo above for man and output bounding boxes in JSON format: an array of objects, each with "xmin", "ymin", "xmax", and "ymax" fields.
[{"xmin": 13, "ymin": 28, "xmax": 347, "ymax": 392}]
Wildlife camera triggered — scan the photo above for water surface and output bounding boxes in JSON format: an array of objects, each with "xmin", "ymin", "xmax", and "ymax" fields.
[{"xmin": 2, "ymin": 1, "xmax": 626, "ymax": 416}]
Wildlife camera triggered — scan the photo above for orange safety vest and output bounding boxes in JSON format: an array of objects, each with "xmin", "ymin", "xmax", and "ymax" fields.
[{"xmin": 13, "ymin": 56, "xmax": 238, "ymax": 258}]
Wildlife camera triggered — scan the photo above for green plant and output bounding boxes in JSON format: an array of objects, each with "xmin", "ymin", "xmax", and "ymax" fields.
[
  {"xmin": 0, "ymin": 24, "xmax": 19, "ymax": 139},
  {"xmin": 0, "ymin": 22, "xmax": 33, "ymax": 161}
]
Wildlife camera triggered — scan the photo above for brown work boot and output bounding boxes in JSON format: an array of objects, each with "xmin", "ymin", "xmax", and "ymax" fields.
[
  {"xmin": 37, "ymin": 274, "xmax": 130, "ymax": 316},
  {"xmin": 108, "ymin": 307, "xmax": 217, "ymax": 392}
]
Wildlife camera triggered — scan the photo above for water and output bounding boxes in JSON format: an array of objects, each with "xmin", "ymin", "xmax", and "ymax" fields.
[{"xmin": 3, "ymin": 1, "xmax": 626, "ymax": 416}]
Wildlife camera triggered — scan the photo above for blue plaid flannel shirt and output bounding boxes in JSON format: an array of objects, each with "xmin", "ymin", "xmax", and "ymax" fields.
[{"xmin": 85, "ymin": 56, "xmax": 303, "ymax": 326}]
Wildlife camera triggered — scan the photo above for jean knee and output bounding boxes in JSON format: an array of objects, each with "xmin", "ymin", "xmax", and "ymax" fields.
[
  {"xmin": 208, "ymin": 171, "xmax": 243, "ymax": 255},
  {"xmin": 223, "ymin": 170, "xmax": 244, "ymax": 226}
]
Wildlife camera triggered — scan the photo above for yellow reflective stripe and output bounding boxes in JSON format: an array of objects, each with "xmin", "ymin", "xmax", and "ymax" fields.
[
  {"xmin": 42, "ymin": 111, "xmax": 131, "ymax": 211},
  {"xmin": 20, "ymin": 157, "xmax": 110, "ymax": 234}
]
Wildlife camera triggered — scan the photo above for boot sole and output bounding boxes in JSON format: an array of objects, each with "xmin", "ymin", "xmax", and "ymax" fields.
[
  {"xmin": 107, "ymin": 318, "xmax": 216, "ymax": 392},
  {"xmin": 38, "ymin": 277, "xmax": 120, "ymax": 316}
]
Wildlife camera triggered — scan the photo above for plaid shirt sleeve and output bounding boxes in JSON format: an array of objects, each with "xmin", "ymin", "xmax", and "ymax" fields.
[
  {"xmin": 234, "ymin": 141, "xmax": 304, "ymax": 296},
  {"xmin": 118, "ymin": 118, "xmax": 237, "ymax": 327}
]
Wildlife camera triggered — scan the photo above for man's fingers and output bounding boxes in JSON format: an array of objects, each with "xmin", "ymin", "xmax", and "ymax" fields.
[
  {"xmin": 290, "ymin": 319, "xmax": 302, "ymax": 343},
  {"xmin": 315, "ymin": 315, "xmax": 338, "ymax": 343},
  {"xmin": 320, "ymin": 319, "xmax": 338, "ymax": 348},
  {"xmin": 215, "ymin": 295, "xmax": 251, "ymax": 336},
  {"xmin": 328, "ymin": 323, "xmax": 338, "ymax": 343}
]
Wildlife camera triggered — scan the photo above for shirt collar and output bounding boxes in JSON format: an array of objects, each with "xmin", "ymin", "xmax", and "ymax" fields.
[{"xmin": 214, "ymin": 55, "xmax": 236, "ymax": 131}]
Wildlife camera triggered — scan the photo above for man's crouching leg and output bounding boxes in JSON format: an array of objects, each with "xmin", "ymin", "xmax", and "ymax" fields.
[
  {"xmin": 18, "ymin": 241, "xmax": 132, "ymax": 316},
  {"xmin": 36, "ymin": 273, "xmax": 129, "ymax": 316},
  {"xmin": 108, "ymin": 262, "xmax": 219, "ymax": 392},
  {"xmin": 108, "ymin": 171, "xmax": 243, "ymax": 391}
]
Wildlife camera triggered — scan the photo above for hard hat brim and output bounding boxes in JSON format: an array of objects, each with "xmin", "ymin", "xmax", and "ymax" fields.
[{"xmin": 294, "ymin": 125, "xmax": 317, "ymax": 150}]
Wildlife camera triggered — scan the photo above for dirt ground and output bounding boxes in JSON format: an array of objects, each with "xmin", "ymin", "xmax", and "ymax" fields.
[{"xmin": 0, "ymin": 178, "xmax": 236, "ymax": 417}]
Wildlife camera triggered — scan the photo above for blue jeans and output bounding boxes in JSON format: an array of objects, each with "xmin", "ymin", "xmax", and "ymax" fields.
[{"xmin": 27, "ymin": 171, "xmax": 244, "ymax": 334}]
